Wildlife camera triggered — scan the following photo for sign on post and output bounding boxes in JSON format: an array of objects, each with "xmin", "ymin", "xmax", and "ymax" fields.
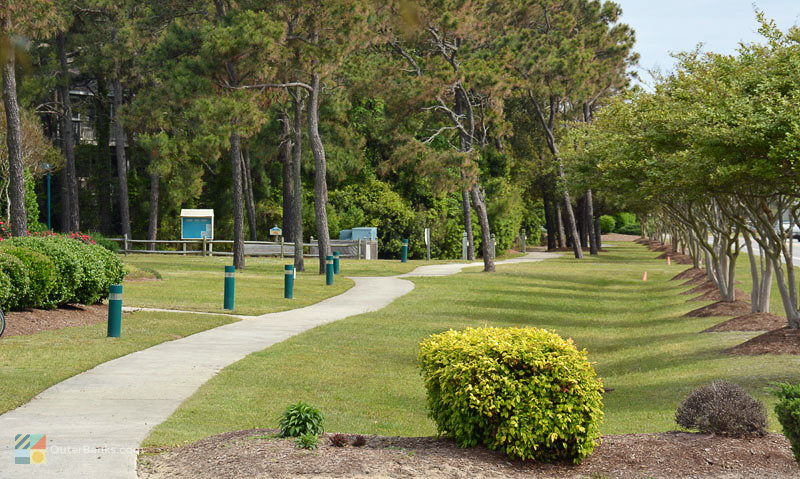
[
  {"xmin": 270, "ymin": 226, "xmax": 283, "ymax": 237},
  {"xmin": 181, "ymin": 209, "xmax": 214, "ymax": 240},
  {"xmin": 424, "ymin": 228, "xmax": 431, "ymax": 260}
]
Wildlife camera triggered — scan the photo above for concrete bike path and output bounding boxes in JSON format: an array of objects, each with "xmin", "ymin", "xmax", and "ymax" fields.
[{"xmin": 0, "ymin": 252, "xmax": 557, "ymax": 479}]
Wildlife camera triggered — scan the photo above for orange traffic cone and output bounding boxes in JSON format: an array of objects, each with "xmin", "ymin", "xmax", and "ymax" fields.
[
  {"xmin": 667, "ymin": 256, "xmax": 671, "ymax": 265},
  {"xmin": 642, "ymin": 271, "xmax": 648, "ymax": 282}
]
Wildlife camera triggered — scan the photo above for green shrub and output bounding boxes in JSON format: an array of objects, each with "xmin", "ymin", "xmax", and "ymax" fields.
[
  {"xmin": 3, "ymin": 236, "xmax": 83, "ymax": 306},
  {"xmin": 775, "ymin": 382, "xmax": 800, "ymax": 463},
  {"xmin": 0, "ymin": 247, "xmax": 56, "ymax": 308},
  {"xmin": 615, "ymin": 223, "xmax": 641, "ymax": 235},
  {"xmin": 0, "ymin": 253, "xmax": 29, "ymax": 310},
  {"xmin": 295, "ymin": 433, "xmax": 319, "ymax": 450},
  {"xmin": 86, "ymin": 231, "xmax": 120, "ymax": 253},
  {"xmin": 278, "ymin": 402, "xmax": 324, "ymax": 438},
  {"xmin": 612, "ymin": 212, "xmax": 637, "ymax": 231},
  {"xmin": 0, "ymin": 270, "xmax": 12, "ymax": 311},
  {"xmin": 418, "ymin": 327, "xmax": 604, "ymax": 463},
  {"xmin": 599, "ymin": 215, "xmax": 616, "ymax": 234}
]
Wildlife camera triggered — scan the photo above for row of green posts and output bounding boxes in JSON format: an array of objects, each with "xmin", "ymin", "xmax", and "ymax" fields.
[{"xmin": 106, "ymin": 240, "xmax": 410, "ymax": 338}]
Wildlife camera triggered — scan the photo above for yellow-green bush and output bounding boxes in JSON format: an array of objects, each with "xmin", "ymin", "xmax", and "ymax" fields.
[{"xmin": 418, "ymin": 327, "xmax": 604, "ymax": 463}]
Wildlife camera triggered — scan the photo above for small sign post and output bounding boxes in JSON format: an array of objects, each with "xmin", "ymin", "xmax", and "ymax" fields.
[
  {"xmin": 424, "ymin": 228, "xmax": 431, "ymax": 261},
  {"xmin": 270, "ymin": 226, "xmax": 283, "ymax": 237}
]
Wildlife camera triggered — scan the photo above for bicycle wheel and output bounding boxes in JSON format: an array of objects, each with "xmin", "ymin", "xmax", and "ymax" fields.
[{"xmin": 0, "ymin": 310, "xmax": 5, "ymax": 337}]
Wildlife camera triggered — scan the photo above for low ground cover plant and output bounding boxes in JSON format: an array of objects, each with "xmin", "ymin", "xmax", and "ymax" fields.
[
  {"xmin": 278, "ymin": 401, "xmax": 324, "ymax": 438},
  {"xmin": 676, "ymin": 380, "xmax": 767, "ymax": 437},
  {"xmin": 0, "ymin": 235, "xmax": 124, "ymax": 310},
  {"xmin": 775, "ymin": 382, "xmax": 800, "ymax": 462},
  {"xmin": 418, "ymin": 326, "xmax": 604, "ymax": 463}
]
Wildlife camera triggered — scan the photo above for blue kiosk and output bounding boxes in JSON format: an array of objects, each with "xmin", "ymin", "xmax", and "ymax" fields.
[{"xmin": 181, "ymin": 209, "xmax": 214, "ymax": 253}]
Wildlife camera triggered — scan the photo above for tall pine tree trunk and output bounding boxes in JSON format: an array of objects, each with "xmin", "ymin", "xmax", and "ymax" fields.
[
  {"xmin": 461, "ymin": 188, "xmax": 475, "ymax": 260},
  {"xmin": 470, "ymin": 185, "xmax": 495, "ymax": 272},
  {"xmin": 147, "ymin": 170, "xmax": 159, "ymax": 251},
  {"xmin": 280, "ymin": 112, "xmax": 293, "ymax": 240},
  {"xmin": 57, "ymin": 31, "xmax": 79, "ymax": 231},
  {"xmin": 542, "ymin": 181, "xmax": 556, "ymax": 250},
  {"xmin": 587, "ymin": 189, "xmax": 598, "ymax": 255},
  {"xmin": 95, "ymin": 78, "xmax": 112, "ymax": 233},
  {"xmin": 2, "ymin": 14, "xmax": 27, "ymax": 236},
  {"xmin": 112, "ymin": 75, "xmax": 131, "ymax": 240},
  {"xmin": 556, "ymin": 203, "xmax": 567, "ymax": 248},
  {"xmin": 230, "ymin": 130, "xmax": 245, "ymax": 269},
  {"xmin": 308, "ymin": 72, "xmax": 330, "ymax": 275},
  {"xmin": 242, "ymin": 148, "xmax": 257, "ymax": 241},
  {"xmin": 291, "ymin": 90, "xmax": 305, "ymax": 272}
]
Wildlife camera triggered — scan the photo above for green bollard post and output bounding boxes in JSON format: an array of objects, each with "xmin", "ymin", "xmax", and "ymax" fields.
[
  {"xmin": 107, "ymin": 284, "xmax": 123, "ymax": 338},
  {"xmin": 326, "ymin": 255, "xmax": 334, "ymax": 285},
  {"xmin": 401, "ymin": 238, "xmax": 409, "ymax": 263},
  {"xmin": 333, "ymin": 251, "xmax": 340, "ymax": 274},
  {"xmin": 284, "ymin": 264, "xmax": 294, "ymax": 299},
  {"xmin": 224, "ymin": 265, "xmax": 235, "ymax": 310}
]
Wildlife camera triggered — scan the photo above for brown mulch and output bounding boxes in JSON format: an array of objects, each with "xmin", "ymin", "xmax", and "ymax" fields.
[
  {"xmin": 548, "ymin": 247, "xmax": 609, "ymax": 253},
  {"xmin": 137, "ymin": 429, "xmax": 800, "ymax": 479},
  {"xmin": 688, "ymin": 288, "xmax": 751, "ymax": 303},
  {"xmin": 683, "ymin": 274, "xmax": 714, "ymax": 286},
  {"xmin": 684, "ymin": 300, "xmax": 752, "ymax": 318},
  {"xmin": 601, "ymin": 233, "xmax": 640, "ymax": 242},
  {"xmin": 727, "ymin": 327, "xmax": 800, "ymax": 356},
  {"xmin": 672, "ymin": 268, "xmax": 706, "ymax": 281},
  {"xmin": 3, "ymin": 304, "xmax": 111, "ymax": 337},
  {"xmin": 652, "ymin": 244, "xmax": 673, "ymax": 252},
  {"xmin": 704, "ymin": 313, "xmax": 788, "ymax": 333},
  {"xmin": 681, "ymin": 281, "xmax": 717, "ymax": 296},
  {"xmin": 672, "ymin": 254, "xmax": 695, "ymax": 265}
]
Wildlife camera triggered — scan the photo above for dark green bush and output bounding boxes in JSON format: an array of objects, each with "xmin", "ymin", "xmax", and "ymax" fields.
[
  {"xmin": 615, "ymin": 223, "xmax": 642, "ymax": 235},
  {"xmin": 86, "ymin": 231, "xmax": 120, "ymax": 253},
  {"xmin": 418, "ymin": 327, "xmax": 604, "ymax": 463},
  {"xmin": 0, "ymin": 253, "xmax": 29, "ymax": 310},
  {"xmin": 676, "ymin": 381, "xmax": 766, "ymax": 437},
  {"xmin": 2, "ymin": 236, "xmax": 82, "ymax": 306},
  {"xmin": 0, "ymin": 270, "xmax": 12, "ymax": 310},
  {"xmin": 612, "ymin": 212, "xmax": 637, "ymax": 231},
  {"xmin": 775, "ymin": 382, "xmax": 800, "ymax": 462},
  {"xmin": 279, "ymin": 401, "xmax": 324, "ymax": 438},
  {"xmin": 599, "ymin": 215, "xmax": 616, "ymax": 234},
  {"xmin": 0, "ymin": 247, "xmax": 57, "ymax": 309}
]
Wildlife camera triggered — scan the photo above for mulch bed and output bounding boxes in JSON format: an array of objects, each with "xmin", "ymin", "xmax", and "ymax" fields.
[
  {"xmin": 672, "ymin": 268, "xmax": 706, "ymax": 281},
  {"xmin": 684, "ymin": 300, "xmax": 752, "ymax": 318},
  {"xmin": 727, "ymin": 327, "xmax": 800, "ymax": 355},
  {"xmin": 683, "ymin": 274, "xmax": 714, "ymax": 286},
  {"xmin": 704, "ymin": 313, "xmax": 788, "ymax": 333},
  {"xmin": 688, "ymin": 288, "xmax": 751, "ymax": 303},
  {"xmin": 137, "ymin": 429, "xmax": 799, "ymax": 479},
  {"xmin": 681, "ymin": 281, "xmax": 717, "ymax": 296},
  {"xmin": 601, "ymin": 233, "xmax": 640, "ymax": 242},
  {"xmin": 2, "ymin": 304, "xmax": 112, "ymax": 337}
]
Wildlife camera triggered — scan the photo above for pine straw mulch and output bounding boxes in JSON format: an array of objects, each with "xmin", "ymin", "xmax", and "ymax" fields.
[
  {"xmin": 726, "ymin": 327, "xmax": 800, "ymax": 355},
  {"xmin": 672, "ymin": 268, "xmax": 707, "ymax": 281},
  {"xmin": 704, "ymin": 313, "xmax": 788, "ymax": 333},
  {"xmin": 1, "ymin": 304, "xmax": 118, "ymax": 337},
  {"xmin": 687, "ymin": 289, "xmax": 751, "ymax": 303},
  {"xmin": 137, "ymin": 429, "xmax": 799, "ymax": 479},
  {"xmin": 601, "ymin": 233, "xmax": 640, "ymax": 242},
  {"xmin": 684, "ymin": 300, "xmax": 753, "ymax": 318}
]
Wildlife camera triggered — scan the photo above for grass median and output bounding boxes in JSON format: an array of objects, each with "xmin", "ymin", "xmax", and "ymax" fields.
[{"xmin": 143, "ymin": 242, "xmax": 800, "ymax": 447}]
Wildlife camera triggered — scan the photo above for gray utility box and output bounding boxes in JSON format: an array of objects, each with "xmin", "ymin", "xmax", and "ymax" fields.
[{"xmin": 339, "ymin": 227, "xmax": 378, "ymax": 241}]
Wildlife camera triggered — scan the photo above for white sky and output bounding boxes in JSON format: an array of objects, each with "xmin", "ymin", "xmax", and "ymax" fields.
[{"xmin": 617, "ymin": 0, "xmax": 800, "ymax": 82}]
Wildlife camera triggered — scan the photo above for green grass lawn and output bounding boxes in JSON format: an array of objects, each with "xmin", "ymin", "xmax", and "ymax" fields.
[
  {"xmin": 143, "ymin": 242, "xmax": 800, "ymax": 447},
  {"xmin": 0, "ymin": 311, "xmax": 235, "ymax": 415}
]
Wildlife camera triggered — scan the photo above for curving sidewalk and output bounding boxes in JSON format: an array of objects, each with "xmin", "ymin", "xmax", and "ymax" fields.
[{"xmin": 0, "ymin": 252, "xmax": 557, "ymax": 479}]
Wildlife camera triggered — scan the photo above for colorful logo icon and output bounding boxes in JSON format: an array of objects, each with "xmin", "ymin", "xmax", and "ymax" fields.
[{"xmin": 14, "ymin": 434, "xmax": 46, "ymax": 465}]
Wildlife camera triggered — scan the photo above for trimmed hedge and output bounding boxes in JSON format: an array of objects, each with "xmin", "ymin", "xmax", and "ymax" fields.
[
  {"xmin": 0, "ymin": 270, "xmax": 11, "ymax": 310},
  {"xmin": 775, "ymin": 382, "xmax": 800, "ymax": 463},
  {"xmin": 418, "ymin": 327, "xmax": 604, "ymax": 464},
  {"xmin": 0, "ymin": 247, "xmax": 56, "ymax": 308},
  {"xmin": 0, "ymin": 253, "xmax": 30, "ymax": 310},
  {"xmin": 0, "ymin": 235, "xmax": 124, "ymax": 310}
]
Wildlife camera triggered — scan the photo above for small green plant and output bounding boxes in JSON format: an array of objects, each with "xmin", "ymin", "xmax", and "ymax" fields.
[
  {"xmin": 295, "ymin": 432, "xmax": 318, "ymax": 450},
  {"xmin": 775, "ymin": 382, "xmax": 800, "ymax": 462},
  {"xmin": 418, "ymin": 327, "xmax": 604, "ymax": 463},
  {"xmin": 278, "ymin": 401, "xmax": 324, "ymax": 438}
]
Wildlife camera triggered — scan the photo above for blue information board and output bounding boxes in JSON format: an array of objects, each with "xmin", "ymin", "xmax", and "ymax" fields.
[{"xmin": 182, "ymin": 217, "xmax": 213, "ymax": 239}]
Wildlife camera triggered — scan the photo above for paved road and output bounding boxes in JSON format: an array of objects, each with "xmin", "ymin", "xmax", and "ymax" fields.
[
  {"xmin": 742, "ymin": 238, "xmax": 800, "ymax": 265},
  {"xmin": 0, "ymin": 252, "xmax": 558, "ymax": 479}
]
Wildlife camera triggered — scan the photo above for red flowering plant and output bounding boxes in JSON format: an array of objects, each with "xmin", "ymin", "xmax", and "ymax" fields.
[{"xmin": 0, "ymin": 219, "xmax": 10, "ymax": 241}]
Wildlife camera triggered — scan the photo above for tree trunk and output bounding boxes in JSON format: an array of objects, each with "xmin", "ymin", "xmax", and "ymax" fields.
[
  {"xmin": 2, "ymin": 14, "xmax": 27, "ymax": 236},
  {"xmin": 57, "ymin": 31, "xmax": 79, "ymax": 231},
  {"xmin": 280, "ymin": 112, "xmax": 293, "ymax": 240},
  {"xmin": 577, "ymin": 195, "xmax": 587, "ymax": 248},
  {"xmin": 95, "ymin": 77, "xmax": 112, "ymax": 233},
  {"xmin": 242, "ymin": 148, "xmax": 257, "ymax": 241},
  {"xmin": 587, "ymin": 189, "xmax": 598, "ymax": 255},
  {"xmin": 558, "ymin": 161, "xmax": 583, "ymax": 259},
  {"xmin": 461, "ymin": 188, "xmax": 475, "ymax": 260},
  {"xmin": 229, "ymin": 131, "xmax": 245, "ymax": 269},
  {"xmin": 147, "ymin": 170, "xmax": 159, "ymax": 251},
  {"xmin": 112, "ymin": 75, "xmax": 131, "ymax": 239},
  {"xmin": 291, "ymin": 89, "xmax": 305, "ymax": 272},
  {"xmin": 556, "ymin": 203, "xmax": 567, "ymax": 249},
  {"xmin": 470, "ymin": 185, "xmax": 495, "ymax": 272},
  {"xmin": 594, "ymin": 214, "xmax": 602, "ymax": 253},
  {"xmin": 542, "ymin": 181, "xmax": 556, "ymax": 250},
  {"xmin": 307, "ymin": 72, "xmax": 331, "ymax": 275}
]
